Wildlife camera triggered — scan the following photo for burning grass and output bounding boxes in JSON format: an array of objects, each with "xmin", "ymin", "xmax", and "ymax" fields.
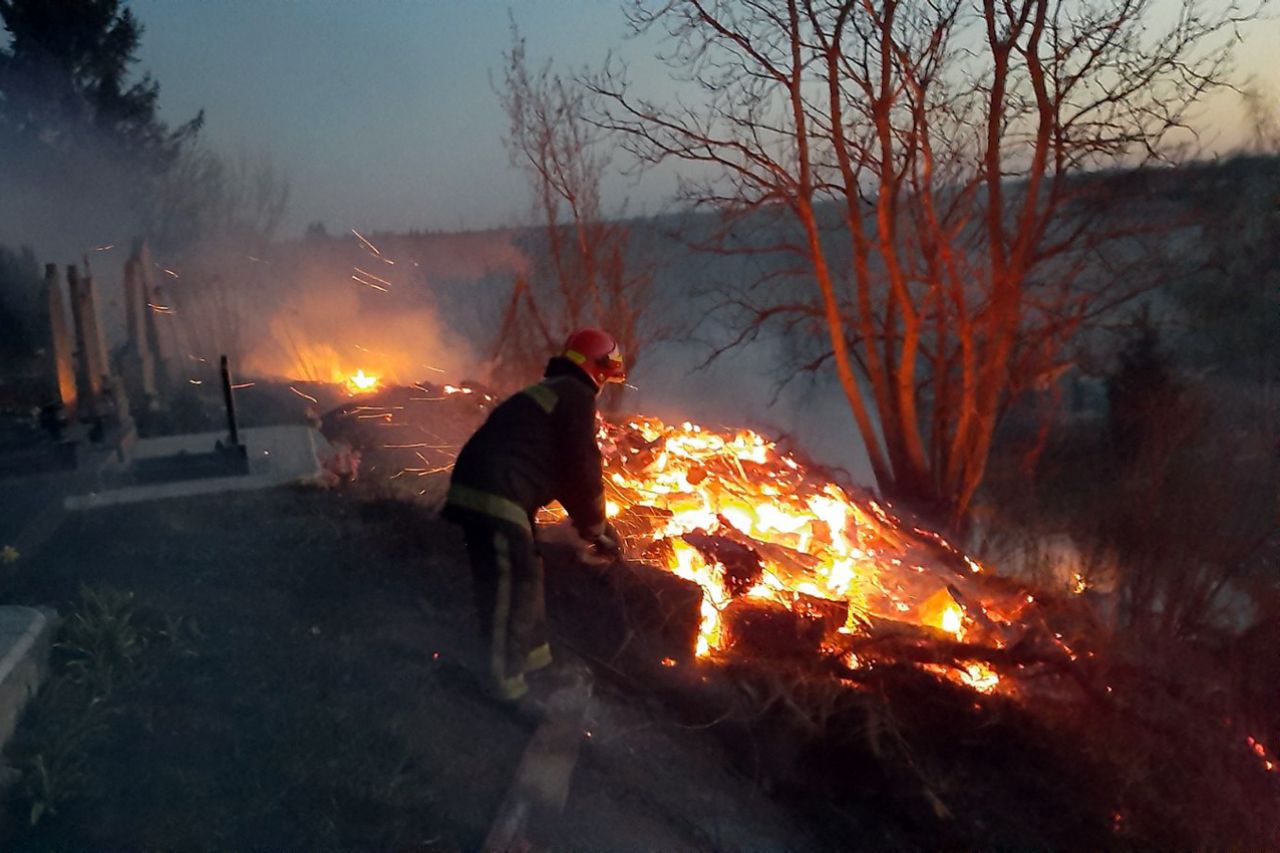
[
  {"xmin": 318, "ymin": 382, "xmax": 1145, "ymax": 700},
  {"xmin": 314, "ymin": 377, "xmax": 1280, "ymax": 846},
  {"xmin": 314, "ymin": 378, "xmax": 1088, "ymax": 695},
  {"xmin": 540, "ymin": 415, "xmax": 1086, "ymax": 703}
]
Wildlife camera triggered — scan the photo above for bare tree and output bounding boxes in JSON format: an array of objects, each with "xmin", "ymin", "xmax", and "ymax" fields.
[
  {"xmin": 1240, "ymin": 84, "xmax": 1280, "ymax": 153},
  {"xmin": 144, "ymin": 145, "xmax": 290, "ymax": 375},
  {"xmin": 147, "ymin": 144, "xmax": 290, "ymax": 257},
  {"xmin": 494, "ymin": 25, "xmax": 656, "ymax": 402},
  {"xmin": 590, "ymin": 0, "xmax": 1259, "ymax": 526}
]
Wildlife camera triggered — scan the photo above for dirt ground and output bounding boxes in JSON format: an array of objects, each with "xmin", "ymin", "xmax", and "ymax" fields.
[{"xmin": 0, "ymin": 484, "xmax": 826, "ymax": 851}]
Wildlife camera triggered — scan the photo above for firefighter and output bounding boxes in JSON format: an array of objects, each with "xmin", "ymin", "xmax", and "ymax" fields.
[{"xmin": 442, "ymin": 328, "xmax": 625, "ymax": 704}]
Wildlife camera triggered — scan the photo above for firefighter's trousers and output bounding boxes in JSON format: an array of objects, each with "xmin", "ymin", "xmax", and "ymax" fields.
[{"xmin": 460, "ymin": 519, "xmax": 552, "ymax": 701}]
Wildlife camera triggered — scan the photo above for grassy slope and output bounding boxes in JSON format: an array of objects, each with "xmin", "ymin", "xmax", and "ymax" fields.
[{"xmin": 0, "ymin": 486, "xmax": 813, "ymax": 851}]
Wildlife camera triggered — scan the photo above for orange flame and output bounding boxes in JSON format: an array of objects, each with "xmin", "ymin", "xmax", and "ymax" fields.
[
  {"xmin": 598, "ymin": 416, "xmax": 1008, "ymax": 692},
  {"xmin": 345, "ymin": 369, "xmax": 380, "ymax": 394}
]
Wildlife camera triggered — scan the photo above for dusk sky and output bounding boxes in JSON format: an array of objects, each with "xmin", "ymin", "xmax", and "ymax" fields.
[{"xmin": 132, "ymin": 1, "xmax": 1280, "ymax": 237}]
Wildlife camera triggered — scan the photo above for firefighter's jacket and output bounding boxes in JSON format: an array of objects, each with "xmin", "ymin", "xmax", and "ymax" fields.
[{"xmin": 443, "ymin": 357, "xmax": 606, "ymax": 536}]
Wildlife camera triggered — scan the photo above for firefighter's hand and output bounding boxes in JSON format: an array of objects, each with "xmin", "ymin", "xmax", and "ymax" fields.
[{"xmin": 585, "ymin": 521, "xmax": 623, "ymax": 560}]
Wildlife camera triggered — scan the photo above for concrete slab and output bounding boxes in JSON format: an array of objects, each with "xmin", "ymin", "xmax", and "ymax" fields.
[
  {"xmin": 0, "ymin": 607, "xmax": 55, "ymax": 751},
  {"xmin": 65, "ymin": 425, "xmax": 329, "ymax": 510},
  {"xmin": 0, "ymin": 437, "xmax": 133, "ymax": 558}
]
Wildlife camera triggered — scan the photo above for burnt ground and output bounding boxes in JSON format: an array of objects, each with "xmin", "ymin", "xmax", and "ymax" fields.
[
  {"xmin": 3, "ymin": 479, "xmax": 1271, "ymax": 850},
  {"xmin": 0, "ymin": 484, "xmax": 825, "ymax": 851}
]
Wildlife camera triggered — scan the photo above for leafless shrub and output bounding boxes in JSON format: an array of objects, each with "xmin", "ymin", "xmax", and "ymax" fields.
[{"xmin": 492, "ymin": 24, "xmax": 659, "ymax": 402}]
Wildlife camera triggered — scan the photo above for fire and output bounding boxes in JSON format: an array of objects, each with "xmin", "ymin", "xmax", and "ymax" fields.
[
  {"xmin": 940, "ymin": 606, "xmax": 964, "ymax": 637},
  {"xmin": 597, "ymin": 416, "xmax": 1015, "ymax": 692},
  {"xmin": 1246, "ymin": 736, "xmax": 1278, "ymax": 773},
  {"xmin": 345, "ymin": 369, "xmax": 379, "ymax": 394},
  {"xmin": 245, "ymin": 333, "xmax": 395, "ymax": 396},
  {"xmin": 959, "ymin": 662, "xmax": 1000, "ymax": 693},
  {"xmin": 918, "ymin": 587, "xmax": 966, "ymax": 639}
]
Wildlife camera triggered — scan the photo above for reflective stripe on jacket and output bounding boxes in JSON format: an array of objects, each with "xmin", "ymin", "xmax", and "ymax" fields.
[{"xmin": 443, "ymin": 357, "xmax": 606, "ymax": 534}]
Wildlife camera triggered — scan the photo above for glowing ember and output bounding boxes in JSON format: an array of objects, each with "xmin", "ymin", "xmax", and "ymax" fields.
[
  {"xmin": 959, "ymin": 662, "xmax": 1000, "ymax": 693},
  {"xmin": 1246, "ymin": 736, "xmax": 1278, "ymax": 773},
  {"xmin": 345, "ymin": 369, "xmax": 380, "ymax": 394},
  {"xmin": 923, "ymin": 660, "xmax": 1000, "ymax": 693},
  {"xmin": 918, "ymin": 587, "xmax": 966, "ymax": 639},
  {"xmin": 940, "ymin": 606, "xmax": 964, "ymax": 637}
]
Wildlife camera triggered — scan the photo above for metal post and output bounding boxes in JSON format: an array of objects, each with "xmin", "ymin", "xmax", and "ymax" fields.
[{"xmin": 220, "ymin": 355, "xmax": 240, "ymax": 447}]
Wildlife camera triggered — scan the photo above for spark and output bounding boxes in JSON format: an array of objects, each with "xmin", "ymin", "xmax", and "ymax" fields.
[
  {"xmin": 1246, "ymin": 736, "xmax": 1277, "ymax": 772},
  {"xmin": 381, "ymin": 442, "xmax": 452, "ymax": 449},
  {"xmin": 188, "ymin": 379, "xmax": 203, "ymax": 385},
  {"xmin": 400, "ymin": 463, "xmax": 455, "ymax": 476},
  {"xmin": 350, "ymin": 274, "xmax": 389, "ymax": 293},
  {"xmin": 231, "ymin": 382, "xmax": 256, "ymax": 390},
  {"xmin": 353, "ymin": 266, "xmax": 392, "ymax": 287},
  {"xmin": 94, "ymin": 244, "xmax": 114, "ymax": 252},
  {"xmin": 351, "ymin": 228, "xmax": 382, "ymax": 256},
  {"xmin": 289, "ymin": 386, "xmax": 319, "ymax": 404},
  {"xmin": 147, "ymin": 302, "xmax": 175, "ymax": 315}
]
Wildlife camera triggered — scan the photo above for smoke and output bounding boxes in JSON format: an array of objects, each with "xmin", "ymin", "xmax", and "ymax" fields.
[
  {"xmin": 627, "ymin": 337, "xmax": 874, "ymax": 486},
  {"xmin": 239, "ymin": 265, "xmax": 479, "ymax": 388},
  {"xmin": 156, "ymin": 233, "xmax": 514, "ymax": 390},
  {"xmin": 0, "ymin": 131, "xmax": 875, "ymax": 486},
  {"xmin": 0, "ymin": 141, "xmax": 149, "ymax": 264},
  {"xmin": 0, "ymin": 130, "xmax": 151, "ymax": 365}
]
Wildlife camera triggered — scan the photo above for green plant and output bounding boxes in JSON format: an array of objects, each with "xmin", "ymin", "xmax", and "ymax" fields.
[
  {"xmin": 5, "ymin": 586, "xmax": 195, "ymax": 829},
  {"xmin": 9, "ymin": 678, "xmax": 109, "ymax": 827},
  {"xmin": 55, "ymin": 586, "xmax": 145, "ymax": 697}
]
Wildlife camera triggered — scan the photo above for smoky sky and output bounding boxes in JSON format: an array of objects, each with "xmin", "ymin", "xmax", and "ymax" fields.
[
  {"xmin": 130, "ymin": 0, "xmax": 1278, "ymax": 238},
  {"xmin": 131, "ymin": 0, "xmax": 679, "ymax": 236}
]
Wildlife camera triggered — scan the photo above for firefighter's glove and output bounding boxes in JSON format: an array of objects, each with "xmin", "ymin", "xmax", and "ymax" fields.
[{"xmin": 585, "ymin": 521, "xmax": 623, "ymax": 559}]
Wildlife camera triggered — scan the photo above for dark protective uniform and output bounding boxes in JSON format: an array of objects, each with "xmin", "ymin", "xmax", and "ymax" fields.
[{"xmin": 442, "ymin": 357, "xmax": 607, "ymax": 700}]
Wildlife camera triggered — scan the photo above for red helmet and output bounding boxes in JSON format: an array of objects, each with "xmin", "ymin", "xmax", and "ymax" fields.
[{"xmin": 562, "ymin": 328, "xmax": 626, "ymax": 389}]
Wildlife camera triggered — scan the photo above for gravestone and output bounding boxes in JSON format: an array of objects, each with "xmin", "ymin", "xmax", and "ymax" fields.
[{"xmin": 43, "ymin": 264, "xmax": 77, "ymax": 417}]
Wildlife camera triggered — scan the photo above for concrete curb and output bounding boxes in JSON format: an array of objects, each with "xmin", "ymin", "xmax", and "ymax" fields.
[
  {"xmin": 0, "ymin": 606, "xmax": 56, "ymax": 752},
  {"xmin": 64, "ymin": 472, "xmax": 304, "ymax": 510},
  {"xmin": 64, "ymin": 425, "xmax": 328, "ymax": 510}
]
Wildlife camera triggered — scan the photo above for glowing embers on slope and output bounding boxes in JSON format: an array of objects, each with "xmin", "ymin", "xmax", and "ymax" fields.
[{"xmin": 597, "ymin": 416, "xmax": 1012, "ymax": 693}]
